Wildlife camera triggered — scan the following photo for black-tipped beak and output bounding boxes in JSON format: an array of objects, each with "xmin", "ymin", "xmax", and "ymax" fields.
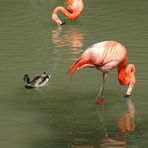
[
  {"xmin": 61, "ymin": 22, "xmax": 66, "ymax": 25},
  {"xmin": 124, "ymin": 94, "xmax": 130, "ymax": 98}
]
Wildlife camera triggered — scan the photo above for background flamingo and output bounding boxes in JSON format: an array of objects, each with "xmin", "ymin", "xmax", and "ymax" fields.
[
  {"xmin": 52, "ymin": 0, "xmax": 84, "ymax": 26},
  {"xmin": 68, "ymin": 41, "xmax": 136, "ymax": 104}
]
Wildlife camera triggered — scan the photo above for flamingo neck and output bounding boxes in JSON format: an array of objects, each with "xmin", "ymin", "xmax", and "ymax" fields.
[
  {"xmin": 118, "ymin": 64, "xmax": 129, "ymax": 85},
  {"xmin": 52, "ymin": 7, "xmax": 64, "ymax": 25},
  {"xmin": 118, "ymin": 63, "xmax": 136, "ymax": 96},
  {"xmin": 52, "ymin": 7, "xmax": 80, "ymax": 24}
]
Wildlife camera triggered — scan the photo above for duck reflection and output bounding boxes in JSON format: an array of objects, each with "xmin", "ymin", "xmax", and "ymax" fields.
[
  {"xmin": 98, "ymin": 98, "xmax": 135, "ymax": 148},
  {"xmin": 51, "ymin": 27, "xmax": 84, "ymax": 48}
]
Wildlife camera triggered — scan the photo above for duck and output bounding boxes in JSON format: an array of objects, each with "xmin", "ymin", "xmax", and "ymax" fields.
[{"xmin": 23, "ymin": 72, "xmax": 51, "ymax": 89}]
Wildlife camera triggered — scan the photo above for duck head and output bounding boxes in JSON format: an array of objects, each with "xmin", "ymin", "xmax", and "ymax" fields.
[
  {"xmin": 43, "ymin": 72, "xmax": 51, "ymax": 79},
  {"xmin": 23, "ymin": 74, "xmax": 30, "ymax": 84}
]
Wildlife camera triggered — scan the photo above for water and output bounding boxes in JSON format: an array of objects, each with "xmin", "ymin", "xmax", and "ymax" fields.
[{"xmin": 0, "ymin": 0, "xmax": 148, "ymax": 147}]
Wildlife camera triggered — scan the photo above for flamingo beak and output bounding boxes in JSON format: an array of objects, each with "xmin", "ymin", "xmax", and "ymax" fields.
[
  {"xmin": 61, "ymin": 22, "xmax": 66, "ymax": 25},
  {"xmin": 124, "ymin": 94, "xmax": 130, "ymax": 98}
]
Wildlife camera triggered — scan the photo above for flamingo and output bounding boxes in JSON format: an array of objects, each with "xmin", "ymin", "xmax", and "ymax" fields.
[
  {"xmin": 68, "ymin": 41, "xmax": 136, "ymax": 104},
  {"xmin": 52, "ymin": 0, "xmax": 84, "ymax": 26}
]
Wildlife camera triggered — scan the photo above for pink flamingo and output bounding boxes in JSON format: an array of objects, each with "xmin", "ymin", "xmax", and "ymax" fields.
[
  {"xmin": 68, "ymin": 41, "xmax": 136, "ymax": 104},
  {"xmin": 52, "ymin": 0, "xmax": 84, "ymax": 26}
]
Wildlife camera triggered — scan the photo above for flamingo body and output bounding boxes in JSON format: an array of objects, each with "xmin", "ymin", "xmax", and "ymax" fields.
[
  {"xmin": 79, "ymin": 41, "xmax": 127, "ymax": 72},
  {"xmin": 52, "ymin": 0, "xmax": 84, "ymax": 25},
  {"xmin": 68, "ymin": 41, "xmax": 136, "ymax": 103}
]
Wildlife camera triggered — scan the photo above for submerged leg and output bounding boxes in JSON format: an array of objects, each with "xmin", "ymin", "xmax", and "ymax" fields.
[{"xmin": 96, "ymin": 72, "xmax": 108, "ymax": 105}]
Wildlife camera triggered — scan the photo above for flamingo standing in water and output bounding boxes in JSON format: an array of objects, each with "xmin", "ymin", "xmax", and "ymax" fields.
[
  {"xmin": 52, "ymin": 0, "xmax": 84, "ymax": 26},
  {"xmin": 68, "ymin": 41, "xmax": 136, "ymax": 104}
]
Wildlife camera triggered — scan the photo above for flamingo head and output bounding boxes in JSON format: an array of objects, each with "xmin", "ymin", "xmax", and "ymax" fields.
[
  {"xmin": 124, "ymin": 64, "xmax": 136, "ymax": 98},
  {"xmin": 52, "ymin": 14, "xmax": 65, "ymax": 26}
]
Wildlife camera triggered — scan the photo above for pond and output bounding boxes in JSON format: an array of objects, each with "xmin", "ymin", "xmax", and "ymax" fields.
[{"xmin": 0, "ymin": 0, "xmax": 148, "ymax": 147}]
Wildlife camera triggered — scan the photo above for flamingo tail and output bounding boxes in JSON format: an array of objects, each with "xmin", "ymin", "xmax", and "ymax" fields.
[{"xmin": 68, "ymin": 58, "xmax": 88, "ymax": 80}]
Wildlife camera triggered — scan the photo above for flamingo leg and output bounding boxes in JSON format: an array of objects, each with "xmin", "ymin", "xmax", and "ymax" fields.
[
  {"xmin": 96, "ymin": 72, "xmax": 108, "ymax": 104},
  {"xmin": 100, "ymin": 72, "xmax": 108, "ymax": 96}
]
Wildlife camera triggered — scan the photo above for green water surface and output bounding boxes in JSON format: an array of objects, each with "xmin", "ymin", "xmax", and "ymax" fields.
[{"xmin": 0, "ymin": 0, "xmax": 148, "ymax": 147}]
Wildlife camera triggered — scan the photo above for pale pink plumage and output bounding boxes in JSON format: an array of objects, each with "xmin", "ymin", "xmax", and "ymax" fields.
[
  {"xmin": 52, "ymin": 0, "xmax": 84, "ymax": 26},
  {"xmin": 68, "ymin": 41, "xmax": 136, "ymax": 104}
]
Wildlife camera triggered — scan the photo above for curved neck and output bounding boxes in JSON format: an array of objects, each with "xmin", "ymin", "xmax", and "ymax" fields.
[
  {"xmin": 118, "ymin": 64, "xmax": 129, "ymax": 85},
  {"xmin": 52, "ymin": 6, "xmax": 80, "ymax": 25},
  {"xmin": 55, "ymin": 6, "xmax": 80, "ymax": 18},
  {"xmin": 118, "ymin": 63, "xmax": 136, "ymax": 96}
]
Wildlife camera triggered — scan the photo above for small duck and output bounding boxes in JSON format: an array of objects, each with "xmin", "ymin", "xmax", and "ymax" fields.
[{"xmin": 23, "ymin": 72, "xmax": 51, "ymax": 89}]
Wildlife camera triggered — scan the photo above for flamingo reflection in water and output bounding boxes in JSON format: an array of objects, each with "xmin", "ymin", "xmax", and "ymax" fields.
[
  {"xmin": 97, "ymin": 98, "xmax": 135, "ymax": 148},
  {"xmin": 51, "ymin": 27, "xmax": 83, "ymax": 48},
  {"xmin": 69, "ymin": 98, "xmax": 135, "ymax": 148}
]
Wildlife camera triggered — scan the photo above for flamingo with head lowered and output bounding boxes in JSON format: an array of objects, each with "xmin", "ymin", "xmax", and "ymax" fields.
[
  {"xmin": 52, "ymin": 0, "xmax": 84, "ymax": 26},
  {"xmin": 68, "ymin": 41, "xmax": 136, "ymax": 104}
]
